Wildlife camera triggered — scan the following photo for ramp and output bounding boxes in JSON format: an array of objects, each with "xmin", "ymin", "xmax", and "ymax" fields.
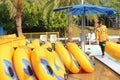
[{"xmin": 95, "ymin": 56, "xmax": 120, "ymax": 76}]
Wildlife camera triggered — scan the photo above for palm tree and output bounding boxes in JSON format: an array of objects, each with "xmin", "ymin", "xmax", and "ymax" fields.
[
  {"xmin": 15, "ymin": 0, "xmax": 24, "ymax": 37},
  {"xmin": 2, "ymin": 0, "xmax": 40, "ymax": 37},
  {"xmin": 67, "ymin": 0, "xmax": 73, "ymax": 42},
  {"xmin": 2, "ymin": 0, "xmax": 24, "ymax": 37},
  {"xmin": 2, "ymin": 0, "xmax": 118, "ymax": 37}
]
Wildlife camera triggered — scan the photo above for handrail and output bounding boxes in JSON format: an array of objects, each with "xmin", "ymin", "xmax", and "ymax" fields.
[{"xmin": 23, "ymin": 32, "xmax": 59, "ymax": 41}]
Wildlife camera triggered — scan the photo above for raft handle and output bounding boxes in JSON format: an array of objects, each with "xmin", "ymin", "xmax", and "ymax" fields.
[
  {"xmin": 27, "ymin": 65, "xmax": 33, "ymax": 75},
  {"xmin": 47, "ymin": 47, "xmax": 52, "ymax": 52},
  {"xmin": 8, "ymin": 66, "xmax": 14, "ymax": 77},
  {"xmin": 46, "ymin": 65, "xmax": 53, "ymax": 75}
]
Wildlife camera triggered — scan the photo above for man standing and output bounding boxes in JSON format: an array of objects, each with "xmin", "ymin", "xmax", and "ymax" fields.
[{"xmin": 95, "ymin": 18, "xmax": 108, "ymax": 58}]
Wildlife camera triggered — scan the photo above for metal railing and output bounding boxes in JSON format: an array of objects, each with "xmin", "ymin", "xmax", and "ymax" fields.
[{"xmin": 23, "ymin": 32, "xmax": 59, "ymax": 41}]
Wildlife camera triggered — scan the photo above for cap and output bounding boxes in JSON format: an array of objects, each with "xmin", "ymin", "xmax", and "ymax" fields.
[{"xmin": 97, "ymin": 18, "xmax": 104, "ymax": 23}]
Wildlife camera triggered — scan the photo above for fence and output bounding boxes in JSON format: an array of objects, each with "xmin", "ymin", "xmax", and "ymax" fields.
[{"xmin": 23, "ymin": 32, "xmax": 59, "ymax": 43}]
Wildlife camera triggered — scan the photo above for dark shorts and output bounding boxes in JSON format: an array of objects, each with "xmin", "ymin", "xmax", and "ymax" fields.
[
  {"xmin": 99, "ymin": 41, "xmax": 106, "ymax": 46},
  {"xmin": 99, "ymin": 41, "xmax": 107, "ymax": 56}
]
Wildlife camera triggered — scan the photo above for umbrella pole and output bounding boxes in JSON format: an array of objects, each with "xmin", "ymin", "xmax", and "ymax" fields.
[
  {"xmin": 81, "ymin": 0, "xmax": 85, "ymax": 51},
  {"xmin": 81, "ymin": 15, "xmax": 85, "ymax": 51}
]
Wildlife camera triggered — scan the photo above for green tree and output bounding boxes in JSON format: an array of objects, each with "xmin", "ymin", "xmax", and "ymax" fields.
[
  {"xmin": 0, "ymin": 2, "xmax": 15, "ymax": 29},
  {"xmin": 23, "ymin": 2, "xmax": 39, "ymax": 27},
  {"xmin": 40, "ymin": 0, "xmax": 68, "ymax": 36},
  {"xmin": 1, "ymin": 0, "xmax": 24, "ymax": 36},
  {"xmin": 1, "ymin": 0, "xmax": 40, "ymax": 37},
  {"xmin": 0, "ymin": 0, "xmax": 119, "ymax": 37}
]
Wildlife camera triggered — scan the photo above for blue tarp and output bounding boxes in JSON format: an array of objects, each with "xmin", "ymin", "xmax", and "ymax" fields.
[{"xmin": 0, "ymin": 27, "xmax": 4, "ymax": 35}]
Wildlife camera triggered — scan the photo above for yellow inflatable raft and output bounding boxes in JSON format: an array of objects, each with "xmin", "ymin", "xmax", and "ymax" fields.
[
  {"xmin": 105, "ymin": 41, "xmax": 120, "ymax": 60},
  {"xmin": 17, "ymin": 38, "xmax": 28, "ymax": 47},
  {"xmin": 13, "ymin": 47, "xmax": 36, "ymax": 80},
  {"xmin": 45, "ymin": 47, "xmax": 66, "ymax": 79},
  {"xmin": 53, "ymin": 51, "xmax": 66, "ymax": 73},
  {"xmin": 41, "ymin": 41, "xmax": 52, "ymax": 49},
  {"xmin": 30, "ymin": 47, "xmax": 57, "ymax": 80},
  {"xmin": 31, "ymin": 39, "xmax": 40, "ymax": 47},
  {"xmin": 42, "ymin": 42, "xmax": 65, "ymax": 72},
  {"xmin": 27, "ymin": 39, "xmax": 40, "ymax": 48},
  {"xmin": 55, "ymin": 42, "xmax": 80, "ymax": 73},
  {"xmin": 66, "ymin": 42, "xmax": 94, "ymax": 73},
  {"xmin": 27, "ymin": 43, "xmax": 35, "ymax": 49},
  {"xmin": 0, "ymin": 45, "xmax": 18, "ymax": 80}
]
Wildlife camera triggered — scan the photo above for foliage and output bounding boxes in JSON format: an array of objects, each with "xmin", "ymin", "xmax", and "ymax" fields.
[
  {"xmin": 0, "ymin": 2, "xmax": 15, "ymax": 29},
  {"xmin": 23, "ymin": 2, "xmax": 39, "ymax": 27},
  {"xmin": 0, "ymin": 0, "xmax": 120, "ymax": 36}
]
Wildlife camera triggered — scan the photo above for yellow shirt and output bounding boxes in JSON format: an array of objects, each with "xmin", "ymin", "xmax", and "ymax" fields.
[{"xmin": 95, "ymin": 25, "xmax": 108, "ymax": 42}]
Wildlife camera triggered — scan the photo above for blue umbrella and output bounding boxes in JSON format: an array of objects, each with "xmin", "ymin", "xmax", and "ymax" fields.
[
  {"xmin": 53, "ymin": 4, "xmax": 116, "ymax": 51},
  {"xmin": 53, "ymin": 4, "xmax": 116, "ymax": 16}
]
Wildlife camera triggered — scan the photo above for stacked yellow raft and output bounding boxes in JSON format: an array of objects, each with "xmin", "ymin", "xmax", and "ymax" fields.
[
  {"xmin": 30, "ymin": 46, "xmax": 57, "ymax": 80},
  {"xmin": 13, "ymin": 46, "xmax": 36, "ymax": 80},
  {"xmin": 30, "ymin": 41, "xmax": 65, "ymax": 80},
  {"xmin": 55, "ymin": 41, "xmax": 80, "ymax": 73},
  {"xmin": 66, "ymin": 42, "xmax": 94, "ymax": 73},
  {"xmin": 27, "ymin": 39, "xmax": 40, "ymax": 48},
  {"xmin": 0, "ymin": 45, "xmax": 18, "ymax": 80},
  {"xmin": 105, "ymin": 41, "xmax": 120, "ymax": 60},
  {"xmin": 0, "ymin": 36, "xmax": 96, "ymax": 80},
  {"xmin": 42, "ymin": 42, "xmax": 66, "ymax": 79},
  {"xmin": 41, "ymin": 41, "xmax": 52, "ymax": 49}
]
